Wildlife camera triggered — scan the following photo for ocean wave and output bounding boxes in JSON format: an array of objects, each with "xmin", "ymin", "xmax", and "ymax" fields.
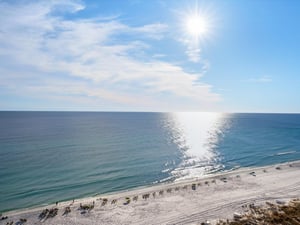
[{"xmin": 273, "ymin": 151, "xmax": 296, "ymax": 156}]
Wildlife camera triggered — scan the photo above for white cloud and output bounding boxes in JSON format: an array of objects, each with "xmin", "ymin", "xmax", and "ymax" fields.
[
  {"xmin": 130, "ymin": 23, "xmax": 168, "ymax": 40},
  {"xmin": 0, "ymin": 0, "xmax": 220, "ymax": 111}
]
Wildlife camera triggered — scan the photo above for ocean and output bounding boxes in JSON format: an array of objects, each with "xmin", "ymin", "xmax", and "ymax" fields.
[{"xmin": 0, "ymin": 112, "xmax": 300, "ymax": 212}]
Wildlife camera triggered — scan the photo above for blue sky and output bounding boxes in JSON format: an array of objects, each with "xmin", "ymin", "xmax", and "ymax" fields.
[{"xmin": 0, "ymin": 0, "xmax": 299, "ymax": 112}]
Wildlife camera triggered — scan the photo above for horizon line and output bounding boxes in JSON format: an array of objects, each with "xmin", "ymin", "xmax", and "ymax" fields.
[{"xmin": 0, "ymin": 110, "xmax": 299, "ymax": 114}]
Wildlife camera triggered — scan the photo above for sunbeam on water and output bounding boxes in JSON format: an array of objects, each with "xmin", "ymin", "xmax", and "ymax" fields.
[{"xmin": 165, "ymin": 112, "xmax": 230, "ymax": 180}]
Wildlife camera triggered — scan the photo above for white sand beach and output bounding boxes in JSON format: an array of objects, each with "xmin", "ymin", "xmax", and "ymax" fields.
[{"xmin": 1, "ymin": 161, "xmax": 300, "ymax": 225}]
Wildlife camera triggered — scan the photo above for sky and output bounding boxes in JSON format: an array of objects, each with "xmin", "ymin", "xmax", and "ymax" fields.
[{"xmin": 0, "ymin": 0, "xmax": 299, "ymax": 112}]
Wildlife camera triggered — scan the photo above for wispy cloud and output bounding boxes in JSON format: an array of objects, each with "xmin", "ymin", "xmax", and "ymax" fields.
[
  {"xmin": 177, "ymin": 30, "xmax": 203, "ymax": 63},
  {"xmin": 186, "ymin": 45, "xmax": 201, "ymax": 63},
  {"xmin": 247, "ymin": 76, "xmax": 272, "ymax": 83},
  {"xmin": 0, "ymin": 0, "xmax": 220, "ymax": 111}
]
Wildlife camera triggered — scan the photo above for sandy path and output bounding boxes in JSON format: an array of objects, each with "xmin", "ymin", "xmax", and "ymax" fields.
[{"xmin": 1, "ymin": 161, "xmax": 299, "ymax": 225}]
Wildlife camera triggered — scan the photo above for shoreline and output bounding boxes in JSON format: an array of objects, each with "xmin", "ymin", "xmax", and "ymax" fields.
[
  {"xmin": 1, "ymin": 160, "xmax": 294, "ymax": 214},
  {"xmin": 1, "ymin": 160, "xmax": 300, "ymax": 224}
]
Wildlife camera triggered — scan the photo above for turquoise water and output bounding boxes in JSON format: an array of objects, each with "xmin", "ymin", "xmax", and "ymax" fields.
[{"xmin": 0, "ymin": 112, "xmax": 300, "ymax": 212}]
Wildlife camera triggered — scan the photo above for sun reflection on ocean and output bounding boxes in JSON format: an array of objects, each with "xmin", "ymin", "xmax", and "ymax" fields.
[{"xmin": 166, "ymin": 112, "xmax": 230, "ymax": 180}]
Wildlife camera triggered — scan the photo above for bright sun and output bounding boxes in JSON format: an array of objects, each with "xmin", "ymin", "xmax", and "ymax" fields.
[
  {"xmin": 179, "ymin": 2, "xmax": 215, "ymax": 62},
  {"xmin": 186, "ymin": 14, "xmax": 208, "ymax": 38}
]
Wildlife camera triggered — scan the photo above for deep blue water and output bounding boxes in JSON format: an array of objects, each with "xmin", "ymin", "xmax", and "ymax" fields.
[{"xmin": 0, "ymin": 112, "xmax": 300, "ymax": 212}]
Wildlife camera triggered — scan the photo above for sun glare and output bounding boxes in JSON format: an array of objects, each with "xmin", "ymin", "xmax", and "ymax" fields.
[
  {"xmin": 178, "ymin": 1, "xmax": 216, "ymax": 62},
  {"xmin": 180, "ymin": 2, "xmax": 215, "ymax": 43},
  {"xmin": 186, "ymin": 14, "xmax": 208, "ymax": 38}
]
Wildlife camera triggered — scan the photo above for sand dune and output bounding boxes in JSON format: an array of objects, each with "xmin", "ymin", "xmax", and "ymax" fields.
[{"xmin": 1, "ymin": 161, "xmax": 300, "ymax": 225}]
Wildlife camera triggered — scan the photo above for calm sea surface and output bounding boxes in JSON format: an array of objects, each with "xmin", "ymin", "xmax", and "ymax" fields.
[{"xmin": 0, "ymin": 112, "xmax": 300, "ymax": 212}]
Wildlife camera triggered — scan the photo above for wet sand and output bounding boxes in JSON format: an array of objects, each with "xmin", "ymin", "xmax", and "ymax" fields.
[{"xmin": 1, "ymin": 161, "xmax": 300, "ymax": 225}]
